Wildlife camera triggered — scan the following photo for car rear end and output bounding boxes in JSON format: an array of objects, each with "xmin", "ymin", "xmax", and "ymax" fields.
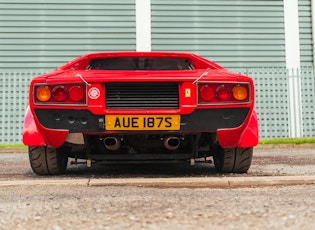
[{"xmin": 23, "ymin": 52, "xmax": 258, "ymax": 175}]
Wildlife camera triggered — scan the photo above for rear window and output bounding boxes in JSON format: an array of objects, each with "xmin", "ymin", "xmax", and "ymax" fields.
[{"xmin": 87, "ymin": 57, "xmax": 194, "ymax": 70}]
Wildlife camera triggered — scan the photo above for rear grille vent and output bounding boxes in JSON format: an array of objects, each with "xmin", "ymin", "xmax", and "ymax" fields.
[{"xmin": 106, "ymin": 82, "xmax": 179, "ymax": 109}]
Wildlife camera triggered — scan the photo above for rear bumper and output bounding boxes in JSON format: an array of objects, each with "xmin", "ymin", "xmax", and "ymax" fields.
[
  {"xmin": 34, "ymin": 108, "xmax": 249, "ymax": 132},
  {"xmin": 24, "ymin": 108, "xmax": 257, "ymax": 148}
]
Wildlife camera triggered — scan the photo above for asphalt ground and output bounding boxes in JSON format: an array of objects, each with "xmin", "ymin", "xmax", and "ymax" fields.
[{"xmin": 1, "ymin": 146, "xmax": 315, "ymax": 229}]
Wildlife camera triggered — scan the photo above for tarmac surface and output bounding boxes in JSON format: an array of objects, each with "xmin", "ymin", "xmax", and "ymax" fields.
[{"xmin": 1, "ymin": 146, "xmax": 315, "ymax": 230}]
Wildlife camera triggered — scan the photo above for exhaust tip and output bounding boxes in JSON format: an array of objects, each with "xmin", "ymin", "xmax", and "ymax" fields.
[
  {"xmin": 104, "ymin": 137, "xmax": 121, "ymax": 151},
  {"xmin": 164, "ymin": 136, "xmax": 180, "ymax": 150}
]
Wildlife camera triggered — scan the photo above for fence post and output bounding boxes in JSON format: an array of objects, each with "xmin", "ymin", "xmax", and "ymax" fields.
[
  {"xmin": 288, "ymin": 68, "xmax": 302, "ymax": 138},
  {"xmin": 284, "ymin": 0, "xmax": 302, "ymax": 138}
]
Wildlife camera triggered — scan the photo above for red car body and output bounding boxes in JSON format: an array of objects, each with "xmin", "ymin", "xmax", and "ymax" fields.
[{"xmin": 22, "ymin": 52, "xmax": 258, "ymax": 175}]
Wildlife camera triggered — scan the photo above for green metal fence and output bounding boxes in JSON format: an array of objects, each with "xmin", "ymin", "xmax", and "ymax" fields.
[
  {"xmin": 234, "ymin": 66, "xmax": 315, "ymax": 139},
  {"xmin": 237, "ymin": 67, "xmax": 290, "ymax": 139},
  {"xmin": 0, "ymin": 72, "xmax": 38, "ymax": 144},
  {"xmin": 1, "ymin": 67, "xmax": 314, "ymax": 144}
]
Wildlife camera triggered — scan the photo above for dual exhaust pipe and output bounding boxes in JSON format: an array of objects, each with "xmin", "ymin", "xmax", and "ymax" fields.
[{"xmin": 103, "ymin": 136, "xmax": 181, "ymax": 151}]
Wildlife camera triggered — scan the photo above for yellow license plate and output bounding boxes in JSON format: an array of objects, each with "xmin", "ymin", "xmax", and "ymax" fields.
[{"xmin": 105, "ymin": 115, "xmax": 180, "ymax": 130}]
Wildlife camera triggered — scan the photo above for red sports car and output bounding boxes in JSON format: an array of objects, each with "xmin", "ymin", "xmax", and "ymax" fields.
[{"xmin": 22, "ymin": 52, "xmax": 258, "ymax": 175}]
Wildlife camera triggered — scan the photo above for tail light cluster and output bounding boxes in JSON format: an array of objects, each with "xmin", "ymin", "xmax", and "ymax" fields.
[
  {"xmin": 197, "ymin": 82, "xmax": 250, "ymax": 105},
  {"xmin": 34, "ymin": 83, "xmax": 87, "ymax": 105}
]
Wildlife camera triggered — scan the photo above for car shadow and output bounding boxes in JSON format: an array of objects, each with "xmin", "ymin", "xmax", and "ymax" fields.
[{"xmin": 63, "ymin": 160, "xmax": 219, "ymax": 178}]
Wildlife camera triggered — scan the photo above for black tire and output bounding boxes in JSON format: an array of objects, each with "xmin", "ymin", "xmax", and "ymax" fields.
[
  {"xmin": 28, "ymin": 146, "xmax": 68, "ymax": 175},
  {"xmin": 213, "ymin": 147, "xmax": 253, "ymax": 173}
]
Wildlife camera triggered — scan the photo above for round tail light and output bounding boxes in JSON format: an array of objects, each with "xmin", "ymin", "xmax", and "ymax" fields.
[
  {"xmin": 233, "ymin": 85, "xmax": 248, "ymax": 101},
  {"xmin": 199, "ymin": 85, "xmax": 215, "ymax": 101},
  {"xmin": 69, "ymin": 86, "xmax": 84, "ymax": 102},
  {"xmin": 52, "ymin": 86, "xmax": 68, "ymax": 102},
  {"xmin": 36, "ymin": 86, "xmax": 51, "ymax": 102},
  {"xmin": 217, "ymin": 85, "xmax": 231, "ymax": 101}
]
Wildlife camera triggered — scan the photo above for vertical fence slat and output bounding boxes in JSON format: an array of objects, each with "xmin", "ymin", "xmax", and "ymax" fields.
[{"xmin": 301, "ymin": 66, "xmax": 315, "ymax": 137}]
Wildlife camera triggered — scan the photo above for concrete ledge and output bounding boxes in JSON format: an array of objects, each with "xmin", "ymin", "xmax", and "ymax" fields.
[
  {"xmin": 0, "ymin": 148, "xmax": 27, "ymax": 154},
  {"xmin": 0, "ymin": 179, "xmax": 89, "ymax": 187},
  {"xmin": 89, "ymin": 176, "xmax": 315, "ymax": 188},
  {"xmin": 0, "ymin": 176, "xmax": 314, "ymax": 188}
]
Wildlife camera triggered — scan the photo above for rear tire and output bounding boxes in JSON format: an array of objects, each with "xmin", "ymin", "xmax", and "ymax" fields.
[
  {"xmin": 28, "ymin": 146, "xmax": 68, "ymax": 175},
  {"xmin": 213, "ymin": 147, "xmax": 253, "ymax": 173}
]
